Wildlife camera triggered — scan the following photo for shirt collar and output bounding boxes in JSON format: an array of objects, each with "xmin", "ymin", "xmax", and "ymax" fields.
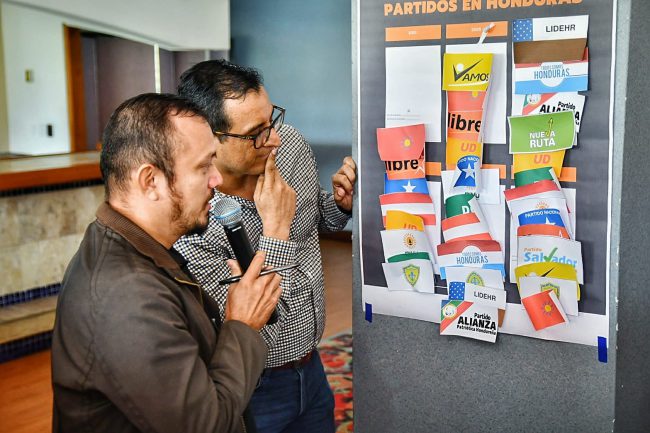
[{"xmin": 211, "ymin": 188, "xmax": 257, "ymax": 209}]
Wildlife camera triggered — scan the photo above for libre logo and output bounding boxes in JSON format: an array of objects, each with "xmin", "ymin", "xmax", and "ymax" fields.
[
  {"xmin": 403, "ymin": 265, "xmax": 420, "ymax": 287},
  {"xmin": 403, "ymin": 233, "xmax": 417, "ymax": 249},
  {"xmin": 447, "ymin": 112, "xmax": 482, "ymax": 133},
  {"xmin": 453, "ymin": 60, "xmax": 482, "ymax": 82},
  {"xmin": 402, "ymin": 137, "xmax": 412, "ymax": 148},
  {"xmin": 541, "ymin": 282, "xmax": 560, "ymax": 298},
  {"xmin": 466, "ymin": 271, "xmax": 484, "ymax": 286}
]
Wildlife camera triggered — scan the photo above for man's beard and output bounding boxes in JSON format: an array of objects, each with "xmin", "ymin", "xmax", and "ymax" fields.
[
  {"xmin": 185, "ymin": 222, "xmax": 209, "ymax": 236},
  {"xmin": 170, "ymin": 188, "xmax": 209, "ymax": 237}
]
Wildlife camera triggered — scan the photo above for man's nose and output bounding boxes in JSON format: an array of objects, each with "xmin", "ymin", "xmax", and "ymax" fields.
[
  {"xmin": 209, "ymin": 166, "xmax": 222, "ymax": 189},
  {"xmin": 263, "ymin": 127, "xmax": 281, "ymax": 149}
]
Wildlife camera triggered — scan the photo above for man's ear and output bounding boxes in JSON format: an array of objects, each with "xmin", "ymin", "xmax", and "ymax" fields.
[{"xmin": 135, "ymin": 164, "xmax": 163, "ymax": 201}]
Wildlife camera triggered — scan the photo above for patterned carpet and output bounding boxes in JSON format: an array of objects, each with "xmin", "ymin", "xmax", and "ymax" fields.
[{"xmin": 319, "ymin": 331, "xmax": 353, "ymax": 432}]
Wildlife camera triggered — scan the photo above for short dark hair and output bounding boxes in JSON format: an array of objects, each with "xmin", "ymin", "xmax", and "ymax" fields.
[
  {"xmin": 177, "ymin": 59, "xmax": 263, "ymax": 134},
  {"xmin": 100, "ymin": 93, "xmax": 207, "ymax": 199}
]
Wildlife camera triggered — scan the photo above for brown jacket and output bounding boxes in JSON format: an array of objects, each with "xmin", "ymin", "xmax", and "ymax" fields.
[{"xmin": 52, "ymin": 203, "xmax": 266, "ymax": 433}]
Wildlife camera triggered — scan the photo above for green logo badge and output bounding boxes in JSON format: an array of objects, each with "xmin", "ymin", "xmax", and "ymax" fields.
[
  {"xmin": 403, "ymin": 265, "xmax": 420, "ymax": 287},
  {"xmin": 541, "ymin": 282, "xmax": 560, "ymax": 298},
  {"xmin": 509, "ymin": 111, "xmax": 575, "ymax": 154},
  {"xmin": 466, "ymin": 271, "xmax": 484, "ymax": 286}
]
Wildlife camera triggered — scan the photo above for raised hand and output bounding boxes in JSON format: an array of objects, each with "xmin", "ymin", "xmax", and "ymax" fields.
[
  {"xmin": 224, "ymin": 251, "xmax": 282, "ymax": 331},
  {"xmin": 254, "ymin": 150, "xmax": 297, "ymax": 241},
  {"xmin": 331, "ymin": 156, "xmax": 357, "ymax": 212}
]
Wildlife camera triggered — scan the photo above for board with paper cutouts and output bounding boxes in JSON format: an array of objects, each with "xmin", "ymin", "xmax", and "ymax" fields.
[{"xmin": 358, "ymin": 0, "xmax": 615, "ymax": 346}]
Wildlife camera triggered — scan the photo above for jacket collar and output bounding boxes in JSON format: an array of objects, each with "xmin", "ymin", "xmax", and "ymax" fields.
[
  {"xmin": 96, "ymin": 202, "xmax": 183, "ymax": 272},
  {"xmin": 96, "ymin": 203, "xmax": 205, "ymax": 307}
]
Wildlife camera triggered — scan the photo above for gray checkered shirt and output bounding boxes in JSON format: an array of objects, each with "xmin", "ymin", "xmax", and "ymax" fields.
[{"xmin": 174, "ymin": 125, "xmax": 350, "ymax": 368}]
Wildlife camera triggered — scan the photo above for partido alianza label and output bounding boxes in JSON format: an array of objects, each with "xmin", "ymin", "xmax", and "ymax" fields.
[{"xmin": 457, "ymin": 313, "xmax": 497, "ymax": 331}]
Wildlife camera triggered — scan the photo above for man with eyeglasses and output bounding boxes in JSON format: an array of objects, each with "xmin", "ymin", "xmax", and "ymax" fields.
[{"xmin": 174, "ymin": 60, "xmax": 356, "ymax": 433}]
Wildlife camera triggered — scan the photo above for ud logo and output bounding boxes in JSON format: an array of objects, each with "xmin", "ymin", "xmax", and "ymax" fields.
[
  {"xmin": 465, "ymin": 271, "xmax": 484, "ymax": 286},
  {"xmin": 533, "ymin": 154, "xmax": 551, "ymax": 164},
  {"xmin": 541, "ymin": 282, "xmax": 560, "ymax": 298},
  {"xmin": 403, "ymin": 264, "xmax": 420, "ymax": 287},
  {"xmin": 403, "ymin": 233, "xmax": 417, "ymax": 249}
]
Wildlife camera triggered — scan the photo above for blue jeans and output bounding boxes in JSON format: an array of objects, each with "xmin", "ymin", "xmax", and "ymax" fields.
[{"xmin": 249, "ymin": 350, "xmax": 335, "ymax": 433}]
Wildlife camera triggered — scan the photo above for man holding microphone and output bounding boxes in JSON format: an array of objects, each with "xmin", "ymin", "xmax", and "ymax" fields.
[{"xmin": 52, "ymin": 93, "xmax": 281, "ymax": 433}]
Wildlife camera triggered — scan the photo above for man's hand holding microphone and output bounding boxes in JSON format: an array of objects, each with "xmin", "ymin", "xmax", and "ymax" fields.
[{"xmin": 224, "ymin": 251, "xmax": 281, "ymax": 331}]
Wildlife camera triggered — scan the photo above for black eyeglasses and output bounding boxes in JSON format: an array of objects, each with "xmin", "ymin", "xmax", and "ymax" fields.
[{"xmin": 214, "ymin": 105, "xmax": 285, "ymax": 149}]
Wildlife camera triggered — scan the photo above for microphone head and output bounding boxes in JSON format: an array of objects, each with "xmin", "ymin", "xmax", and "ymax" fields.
[{"xmin": 212, "ymin": 197, "xmax": 242, "ymax": 228}]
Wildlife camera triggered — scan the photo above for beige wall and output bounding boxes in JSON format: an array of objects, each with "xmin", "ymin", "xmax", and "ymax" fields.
[
  {"xmin": 0, "ymin": 186, "xmax": 104, "ymax": 296},
  {"xmin": 0, "ymin": 5, "xmax": 9, "ymax": 153}
]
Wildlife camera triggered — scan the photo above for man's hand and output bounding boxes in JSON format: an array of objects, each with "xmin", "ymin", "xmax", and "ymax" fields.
[
  {"xmin": 331, "ymin": 156, "xmax": 357, "ymax": 213},
  {"xmin": 254, "ymin": 151, "xmax": 296, "ymax": 240},
  {"xmin": 224, "ymin": 251, "xmax": 282, "ymax": 331}
]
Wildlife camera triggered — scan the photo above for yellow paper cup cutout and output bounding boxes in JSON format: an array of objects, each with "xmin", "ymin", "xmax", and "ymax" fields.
[
  {"xmin": 384, "ymin": 210, "xmax": 424, "ymax": 231},
  {"xmin": 514, "ymin": 262, "xmax": 580, "ymax": 300},
  {"xmin": 443, "ymin": 53, "xmax": 493, "ymax": 92}
]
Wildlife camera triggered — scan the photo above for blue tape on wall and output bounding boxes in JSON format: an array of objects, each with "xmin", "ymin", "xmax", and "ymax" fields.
[
  {"xmin": 598, "ymin": 336, "xmax": 607, "ymax": 363},
  {"xmin": 365, "ymin": 302, "xmax": 373, "ymax": 323}
]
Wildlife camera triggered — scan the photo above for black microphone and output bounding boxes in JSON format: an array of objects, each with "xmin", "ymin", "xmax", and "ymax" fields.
[{"xmin": 212, "ymin": 197, "xmax": 278, "ymax": 325}]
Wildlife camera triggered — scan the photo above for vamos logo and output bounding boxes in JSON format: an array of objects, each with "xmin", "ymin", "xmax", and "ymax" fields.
[
  {"xmin": 443, "ymin": 53, "xmax": 493, "ymax": 92},
  {"xmin": 453, "ymin": 60, "xmax": 488, "ymax": 82}
]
